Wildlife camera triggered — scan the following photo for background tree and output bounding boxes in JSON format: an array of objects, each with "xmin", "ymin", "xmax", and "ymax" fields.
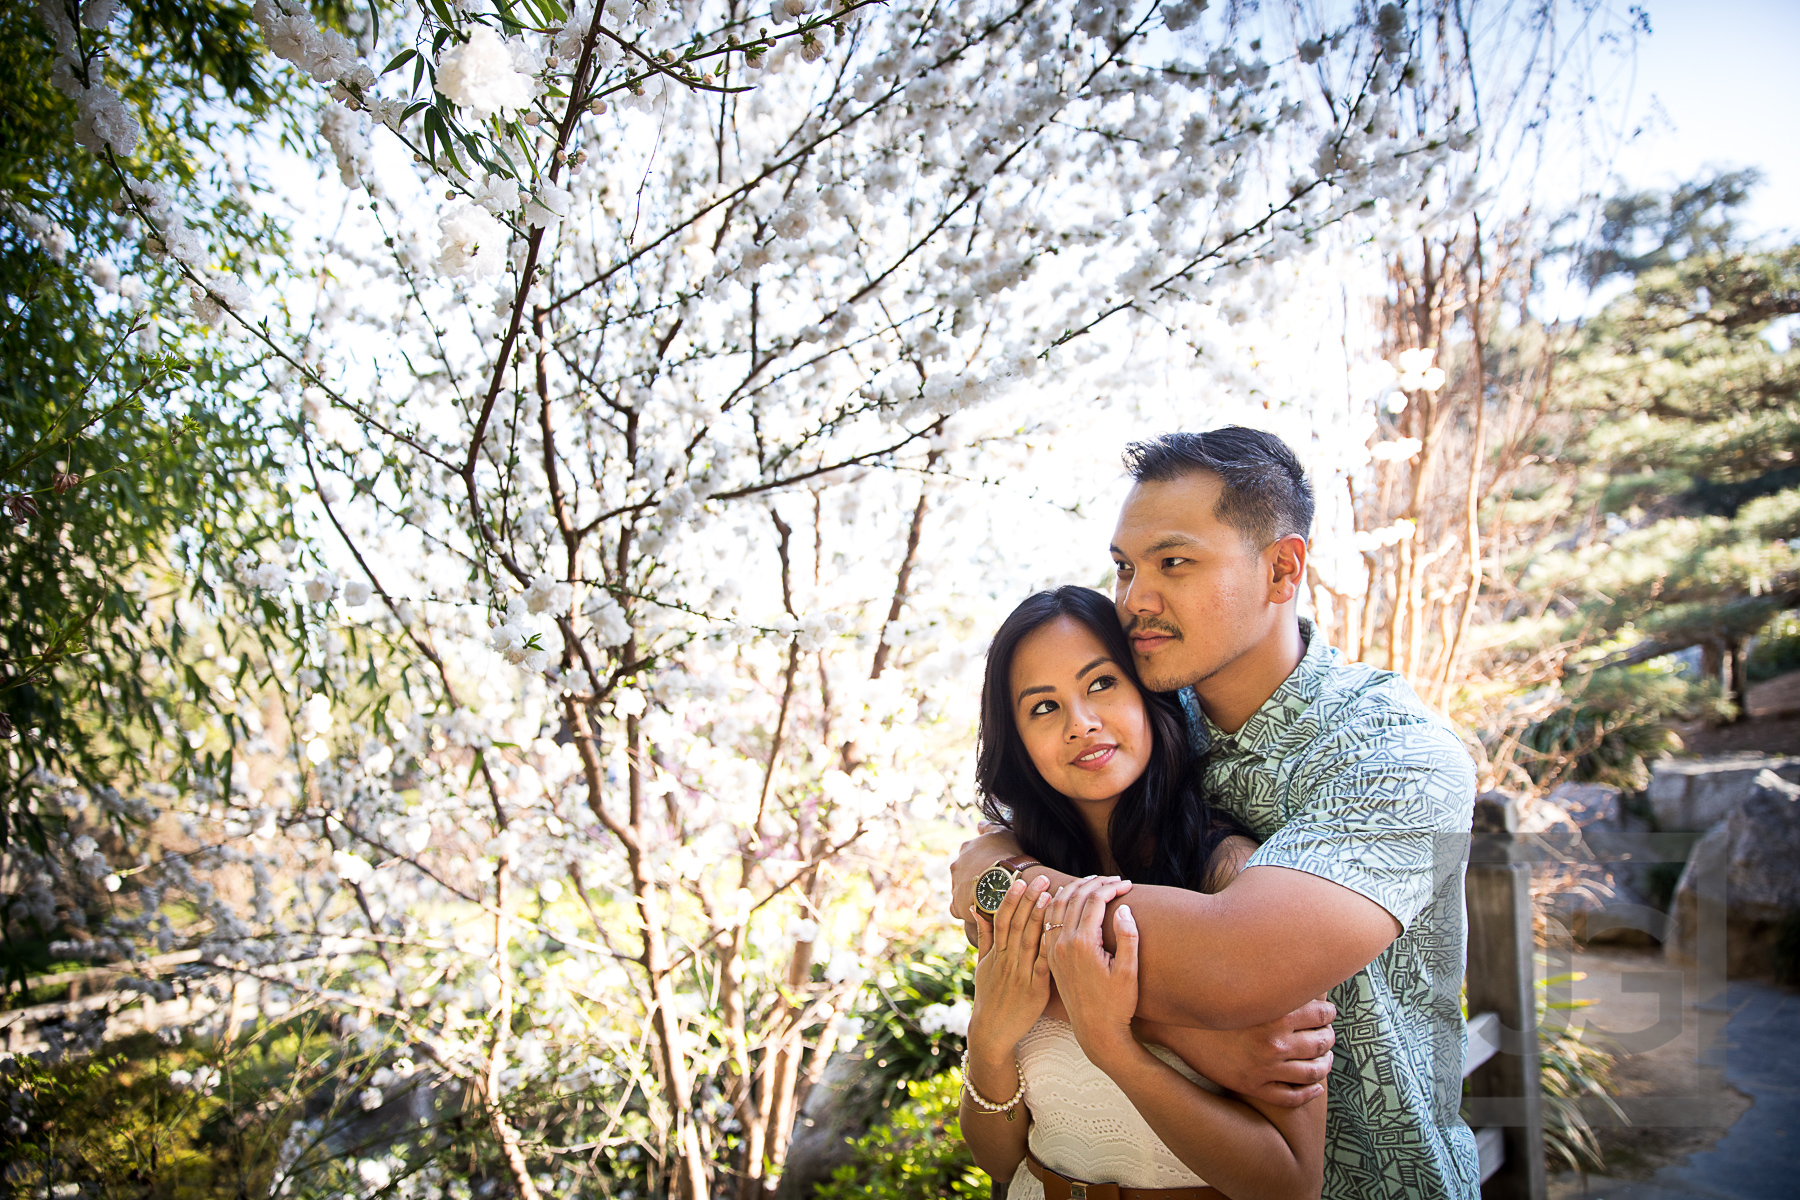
[
  {"xmin": 0, "ymin": 0, "xmax": 313, "ymax": 985},
  {"xmin": 1512, "ymin": 179, "xmax": 1800, "ymax": 723}
]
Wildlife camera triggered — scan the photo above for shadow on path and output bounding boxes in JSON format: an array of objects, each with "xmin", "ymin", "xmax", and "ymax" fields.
[{"xmin": 1552, "ymin": 977, "xmax": 1799, "ymax": 1200}]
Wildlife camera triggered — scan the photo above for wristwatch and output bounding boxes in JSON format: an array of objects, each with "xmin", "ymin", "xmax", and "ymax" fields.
[{"xmin": 973, "ymin": 855, "xmax": 1041, "ymax": 917}]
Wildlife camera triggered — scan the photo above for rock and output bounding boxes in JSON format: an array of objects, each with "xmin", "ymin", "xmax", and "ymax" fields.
[
  {"xmin": 1666, "ymin": 770, "xmax": 1800, "ymax": 978},
  {"xmin": 1647, "ymin": 754, "xmax": 1800, "ymax": 832},
  {"xmin": 776, "ymin": 1049, "xmax": 881, "ymax": 1200},
  {"xmin": 1532, "ymin": 783, "xmax": 1665, "ymax": 946},
  {"xmin": 1542, "ymin": 782, "xmax": 1622, "ymax": 830}
]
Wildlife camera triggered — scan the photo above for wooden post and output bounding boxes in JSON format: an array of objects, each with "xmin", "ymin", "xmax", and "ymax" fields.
[{"xmin": 1465, "ymin": 794, "xmax": 1547, "ymax": 1200}]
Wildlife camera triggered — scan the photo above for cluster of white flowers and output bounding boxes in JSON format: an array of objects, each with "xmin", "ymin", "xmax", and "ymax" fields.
[
  {"xmin": 491, "ymin": 595, "xmax": 552, "ymax": 671},
  {"xmin": 1353, "ymin": 517, "xmax": 1419, "ymax": 551},
  {"xmin": 38, "ymin": 0, "xmax": 142, "ymax": 157},
  {"xmin": 7, "ymin": 202, "xmax": 73, "ymax": 263},
  {"xmin": 1394, "ymin": 346, "xmax": 1447, "ymax": 392},
  {"xmin": 319, "ymin": 103, "xmax": 373, "ymax": 186},
  {"xmin": 252, "ymin": 0, "xmax": 370, "ymax": 87},
  {"xmin": 583, "ymin": 590, "xmax": 630, "ymax": 646},
  {"xmin": 916, "ymin": 999, "xmax": 972, "ymax": 1038},
  {"xmin": 434, "ymin": 26, "xmax": 540, "ymax": 120},
  {"xmin": 523, "ymin": 572, "xmax": 573, "ymax": 615},
  {"xmin": 436, "ymin": 205, "xmax": 509, "ymax": 278},
  {"xmin": 233, "ymin": 550, "xmax": 292, "ymax": 592}
]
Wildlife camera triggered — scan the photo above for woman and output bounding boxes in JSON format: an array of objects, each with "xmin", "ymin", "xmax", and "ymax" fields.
[{"xmin": 959, "ymin": 586, "xmax": 1324, "ymax": 1200}]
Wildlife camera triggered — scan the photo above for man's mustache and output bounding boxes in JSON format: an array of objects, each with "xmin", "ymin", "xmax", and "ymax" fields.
[{"xmin": 1124, "ymin": 617, "xmax": 1182, "ymax": 640}]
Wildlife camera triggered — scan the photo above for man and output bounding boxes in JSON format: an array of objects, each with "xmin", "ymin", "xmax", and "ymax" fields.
[{"xmin": 952, "ymin": 427, "xmax": 1479, "ymax": 1199}]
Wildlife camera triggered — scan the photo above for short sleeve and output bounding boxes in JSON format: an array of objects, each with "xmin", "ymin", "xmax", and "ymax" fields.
[{"xmin": 1244, "ymin": 718, "xmax": 1475, "ymax": 931}]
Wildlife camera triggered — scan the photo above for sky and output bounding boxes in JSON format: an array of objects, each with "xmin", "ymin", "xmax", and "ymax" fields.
[{"xmin": 1607, "ymin": 0, "xmax": 1798, "ymax": 241}]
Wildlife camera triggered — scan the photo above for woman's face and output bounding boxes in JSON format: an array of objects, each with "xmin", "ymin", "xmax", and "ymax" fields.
[{"xmin": 1007, "ymin": 615, "xmax": 1153, "ymax": 811}]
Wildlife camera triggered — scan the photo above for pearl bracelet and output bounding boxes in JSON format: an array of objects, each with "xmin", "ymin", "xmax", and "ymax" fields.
[{"xmin": 961, "ymin": 1048, "xmax": 1026, "ymax": 1118}]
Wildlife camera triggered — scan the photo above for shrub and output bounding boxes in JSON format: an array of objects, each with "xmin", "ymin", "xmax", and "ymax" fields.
[
  {"xmin": 1510, "ymin": 661, "xmax": 1730, "ymax": 789},
  {"xmin": 1746, "ymin": 612, "xmax": 1800, "ymax": 683},
  {"xmin": 1537, "ymin": 969, "xmax": 1627, "ymax": 1175},
  {"xmin": 856, "ymin": 952, "xmax": 975, "ymax": 1112},
  {"xmin": 814, "ymin": 1071, "xmax": 989, "ymax": 1200}
]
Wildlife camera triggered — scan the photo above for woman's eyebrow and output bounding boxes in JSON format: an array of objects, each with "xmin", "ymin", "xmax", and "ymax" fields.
[
  {"xmin": 1015, "ymin": 684, "xmax": 1055, "ymax": 704},
  {"xmin": 1075, "ymin": 656, "xmax": 1112, "ymax": 678}
]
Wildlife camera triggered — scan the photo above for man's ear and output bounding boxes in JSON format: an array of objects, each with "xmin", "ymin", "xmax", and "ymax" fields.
[{"xmin": 1267, "ymin": 535, "xmax": 1308, "ymax": 604}]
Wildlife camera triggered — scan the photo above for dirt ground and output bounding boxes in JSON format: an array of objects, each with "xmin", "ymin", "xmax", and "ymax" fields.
[
  {"xmin": 1670, "ymin": 670, "xmax": 1800, "ymax": 757},
  {"xmin": 1547, "ymin": 946, "xmax": 1753, "ymax": 1192}
]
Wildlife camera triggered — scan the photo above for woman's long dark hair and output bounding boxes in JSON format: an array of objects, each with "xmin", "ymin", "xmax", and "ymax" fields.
[{"xmin": 975, "ymin": 586, "xmax": 1246, "ymax": 892}]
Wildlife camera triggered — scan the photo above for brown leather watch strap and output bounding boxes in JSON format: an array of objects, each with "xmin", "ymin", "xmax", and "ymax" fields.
[
  {"xmin": 996, "ymin": 854, "xmax": 1040, "ymax": 873},
  {"xmin": 1025, "ymin": 1153, "xmax": 1227, "ymax": 1200}
]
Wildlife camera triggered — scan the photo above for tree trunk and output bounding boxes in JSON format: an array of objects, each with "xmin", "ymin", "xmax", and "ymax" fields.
[
  {"xmin": 1701, "ymin": 639, "xmax": 1726, "ymax": 702},
  {"xmin": 1728, "ymin": 636, "xmax": 1751, "ymax": 722}
]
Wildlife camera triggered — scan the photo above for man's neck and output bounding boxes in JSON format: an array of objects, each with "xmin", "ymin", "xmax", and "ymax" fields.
[{"xmin": 1193, "ymin": 615, "xmax": 1306, "ymax": 736}]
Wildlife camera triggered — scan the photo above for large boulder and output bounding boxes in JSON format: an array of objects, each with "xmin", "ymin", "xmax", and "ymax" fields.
[
  {"xmin": 1526, "ymin": 782, "xmax": 1667, "ymax": 946},
  {"xmin": 1666, "ymin": 769, "xmax": 1800, "ymax": 978},
  {"xmin": 1647, "ymin": 754, "xmax": 1800, "ymax": 831}
]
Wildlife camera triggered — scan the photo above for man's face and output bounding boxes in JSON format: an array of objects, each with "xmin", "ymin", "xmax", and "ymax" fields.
[{"xmin": 1110, "ymin": 472, "xmax": 1277, "ymax": 693}]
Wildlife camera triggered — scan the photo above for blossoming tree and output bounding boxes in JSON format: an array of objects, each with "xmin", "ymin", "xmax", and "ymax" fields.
[{"xmin": 17, "ymin": 0, "xmax": 1473, "ymax": 1194}]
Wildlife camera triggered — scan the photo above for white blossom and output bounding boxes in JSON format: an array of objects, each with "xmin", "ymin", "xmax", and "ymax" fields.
[
  {"xmin": 319, "ymin": 104, "xmax": 372, "ymax": 186},
  {"xmin": 434, "ymin": 26, "xmax": 536, "ymax": 121},
  {"xmin": 584, "ymin": 590, "xmax": 630, "ymax": 646},
  {"xmin": 471, "ymin": 174, "xmax": 522, "ymax": 214},
  {"xmin": 301, "ymin": 693, "xmax": 333, "ymax": 737},
  {"xmin": 304, "ymin": 571, "xmax": 339, "ymax": 603},
  {"xmin": 253, "ymin": 0, "xmax": 362, "ymax": 84},
  {"xmin": 436, "ymin": 205, "xmax": 508, "ymax": 278},
  {"xmin": 332, "ymin": 849, "xmax": 374, "ymax": 886},
  {"xmin": 523, "ymin": 572, "xmax": 572, "ymax": 615},
  {"xmin": 524, "ymin": 182, "xmax": 571, "ymax": 229},
  {"xmin": 917, "ymin": 1000, "xmax": 972, "ymax": 1037},
  {"xmin": 83, "ymin": 256, "xmax": 120, "ymax": 290}
]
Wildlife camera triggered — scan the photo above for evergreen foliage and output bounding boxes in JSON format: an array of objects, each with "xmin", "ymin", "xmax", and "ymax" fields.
[{"xmin": 1506, "ymin": 175, "xmax": 1800, "ymax": 747}]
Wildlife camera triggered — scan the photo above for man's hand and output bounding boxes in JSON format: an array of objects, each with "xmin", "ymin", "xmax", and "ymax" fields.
[
  {"xmin": 1135, "ymin": 998, "xmax": 1337, "ymax": 1108},
  {"xmin": 949, "ymin": 824, "xmax": 1024, "ymax": 943}
]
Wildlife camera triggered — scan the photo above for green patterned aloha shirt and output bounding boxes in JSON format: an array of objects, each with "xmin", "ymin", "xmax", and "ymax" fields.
[{"xmin": 1179, "ymin": 619, "xmax": 1480, "ymax": 1200}]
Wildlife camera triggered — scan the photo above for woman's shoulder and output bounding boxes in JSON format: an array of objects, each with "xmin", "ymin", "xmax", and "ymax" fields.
[{"xmin": 1202, "ymin": 833, "xmax": 1258, "ymax": 893}]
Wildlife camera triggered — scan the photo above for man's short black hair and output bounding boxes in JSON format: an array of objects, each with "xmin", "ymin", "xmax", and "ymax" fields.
[{"xmin": 1121, "ymin": 427, "xmax": 1314, "ymax": 547}]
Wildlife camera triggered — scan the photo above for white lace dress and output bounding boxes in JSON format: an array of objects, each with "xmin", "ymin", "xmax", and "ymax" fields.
[{"xmin": 1005, "ymin": 1015, "xmax": 1222, "ymax": 1198}]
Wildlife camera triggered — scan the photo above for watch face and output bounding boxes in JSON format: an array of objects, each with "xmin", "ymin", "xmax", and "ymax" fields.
[{"xmin": 974, "ymin": 866, "xmax": 1014, "ymax": 916}]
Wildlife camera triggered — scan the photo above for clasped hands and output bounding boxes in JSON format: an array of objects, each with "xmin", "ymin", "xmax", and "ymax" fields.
[
  {"xmin": 954, "ymin": 825, "xmax": 1335, "ymax": 1107},
  {"xmin": 969, "ymin": 874, "xmax": 1142, "ymax": 1071}
]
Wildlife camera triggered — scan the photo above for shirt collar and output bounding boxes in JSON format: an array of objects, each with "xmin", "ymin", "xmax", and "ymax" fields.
[{"xmin": 1186, "ymin": 617, "xmax": 1335, "ymax": 759}]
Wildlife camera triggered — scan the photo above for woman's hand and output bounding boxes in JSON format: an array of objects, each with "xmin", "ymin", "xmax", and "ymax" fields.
[
  {"xmin": 967, "ymin": 874, "xmax": 1052, "ymax": 1056},
  {"xmin": 1044, "ymin": 876, "xmax": 1140, "ymax": 1070}
]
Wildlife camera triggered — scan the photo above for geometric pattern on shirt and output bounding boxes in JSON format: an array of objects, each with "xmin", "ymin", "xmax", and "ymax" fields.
[{"xmin": 1178, "ymin": 619, "xmax": 1482, "ymax": 1200}]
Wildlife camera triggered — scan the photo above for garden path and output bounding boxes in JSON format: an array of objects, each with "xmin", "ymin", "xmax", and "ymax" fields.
[{"xmin": 1548, "ymin": 947, "xmax": 1798, "ymax": 1199}]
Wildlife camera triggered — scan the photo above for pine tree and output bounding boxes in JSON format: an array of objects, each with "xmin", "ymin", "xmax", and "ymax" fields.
[{"xmin": 1520, "ymin": 176, "xmax": 1800, "ymax": 723}]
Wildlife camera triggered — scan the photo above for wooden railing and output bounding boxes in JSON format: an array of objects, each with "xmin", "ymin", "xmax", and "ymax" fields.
[{"xmin": 1463, "ymin": 792, "xmax": 1547, "ymax": 1200}]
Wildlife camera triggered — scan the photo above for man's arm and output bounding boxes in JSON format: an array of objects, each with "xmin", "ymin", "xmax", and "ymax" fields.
[
  {"xmin": 951, "ymin": 831, "xmax": 1400, "ymax": 1029},
  {"xmin": 952, "ymin": 718, "xmax": 1471, "ymax": 1028}
]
